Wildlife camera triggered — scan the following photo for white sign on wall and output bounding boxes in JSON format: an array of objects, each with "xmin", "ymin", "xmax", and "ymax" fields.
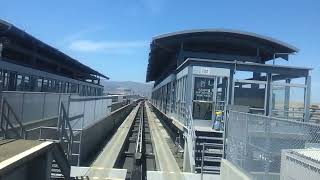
[{"xmin": 193, "ymin": 66, "xmax": 230, "ymax": 77}]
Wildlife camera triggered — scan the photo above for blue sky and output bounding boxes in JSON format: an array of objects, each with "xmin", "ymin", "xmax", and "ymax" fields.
[{"xmin": 1, "ymin": 0, "xmax": 320, "ymax": 102}]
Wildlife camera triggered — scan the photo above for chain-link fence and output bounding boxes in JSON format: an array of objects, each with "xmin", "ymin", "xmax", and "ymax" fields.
[{"xmin": 225, "ymin": 110, "xmax": 320, "ymax": 180}]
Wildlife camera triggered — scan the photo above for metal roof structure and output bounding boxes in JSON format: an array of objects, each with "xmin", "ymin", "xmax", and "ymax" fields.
[
  {"xmin": 0, "ymin": 19, "xmax": 109, "ymax": 81},
  {"xmin": 146, "ymin": 29, "xmax": 299, "ymax": 82}
]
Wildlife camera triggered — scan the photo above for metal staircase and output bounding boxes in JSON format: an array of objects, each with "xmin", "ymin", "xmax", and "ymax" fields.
[
  {"xmin": 194, "ymin": 130, "xmax": 224, "ymax": 174},
  {"xmin": 0, "ymin": 96, "xmax": 73, "ymax": 179},
  {"xmin": 24, "ymin": 102, "xmax": 83, "ymax": 166},
  {"xmin": 51, "ymin": 143, "xmax": 72, "ymax": 180}
]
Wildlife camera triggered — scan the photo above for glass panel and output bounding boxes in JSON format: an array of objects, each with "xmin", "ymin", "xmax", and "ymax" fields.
[
  {"xmin": 272, "ymin": 85, "xmax": 305, "ymax": 120},
  {"xmin": 16, "ymin": 74, "xmax": 23, "ymax": 91},
  {"xmin": 234, "ymin": 81, "xmax": 266, "ymax": 114},
  {"xmin": 193, "ymin": 101, "xmax": 212, "ymax": 120},
  {"xmin": 35, "ymin": 78, "xmax": 42, "ymax": 92}
]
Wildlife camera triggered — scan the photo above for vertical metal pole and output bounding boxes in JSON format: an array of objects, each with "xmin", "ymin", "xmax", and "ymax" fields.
[
  {"xmin": 231, "ymin": 73, "xmax": 235, "ymax": 105},
  {"xmin": 284, "ymin": 79, "xmax": 291, "ymax": 118},
  {"xmin": 20, "ymin": 92, "xmax": 25, "ymax": 124},
  {"xmin": 0, "ymin": 43, "xmax": 3, "ymax": 58},
  {"xmin": 5, "ymin": 103, "xmax": 9, "ymax": 138},
  {"xmin": 265, "ymin": 73, "xmax": 272, "ymax": 116},
  {"xmin": 42, "ymin": 93, "xmax": 46, "ymax": 120},
  {"xmin": 201, "ymin": 144, "xmax": 205, "ymax": 180},
  {"xmin": 0, "ymin": 96, "xmax": 4, "ymax": 136},
  {"xmin": 39, "ymin": 127, "xmax": 42, "ymax": 140},
  {"xmin": 304, "ymin": 76, "xmax": 311, "ymax": 122},
  {"xmin": 93, "ymin": 99, "xmax": 97, "ymax": 123}
]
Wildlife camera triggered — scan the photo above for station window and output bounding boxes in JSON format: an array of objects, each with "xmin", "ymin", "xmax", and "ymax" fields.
[
  {"xmin": 23, "ymin": 76, "xmax": 31, "ymax": 91},
  {"xmin": 42, "ymin": 79, "xmax": 48, "ymax": 92},
  {"xmin": 16, "ymin": 74, "xmax": 23, "ymax": 91},
  {"xmin": 35, "ymin": 78, "xmax": 42, "ymax": 92},
  {"xmin": 192, "ymin": 77, "xmax": 214, "ymax": 120}
]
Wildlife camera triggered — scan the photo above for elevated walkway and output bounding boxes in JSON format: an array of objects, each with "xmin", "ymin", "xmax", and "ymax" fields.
[
  {"xmin": 0, "ymin": 139, "xmax": 70, "ymax": 180},
  {"xmin": 147, "ymin": 171, "xmax": 220, "ymax": 180}
]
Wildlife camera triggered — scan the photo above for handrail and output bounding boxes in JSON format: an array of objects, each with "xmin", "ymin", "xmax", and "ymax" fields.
[
  {"xmin": 58, "ymin": 102, "xmax": 75, "ymax": 160},
  {"xmin": 0, "ymin": 96, "xmax": 26, "ymax": 139},
  {"xmin": 186, "ymin": 105, "xmax": 197, "ymax": 172},
  {"xmin": 200, "ymin": 143, "xmax": 219, "ymax": 179}
]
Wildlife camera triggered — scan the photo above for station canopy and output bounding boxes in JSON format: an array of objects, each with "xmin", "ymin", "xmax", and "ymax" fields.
[
  {"xmin": 0, "ymin": 19, "xmax": 108, "ymax": 81},
  {"xmin": 146, "ymin": 29, "xmax": 299, "ymax": 82}
]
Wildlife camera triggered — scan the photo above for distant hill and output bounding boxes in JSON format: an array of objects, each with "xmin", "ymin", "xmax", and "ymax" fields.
[{"xmin": 102, "ymin": 80, "xmax": 153, "ymax": 98}]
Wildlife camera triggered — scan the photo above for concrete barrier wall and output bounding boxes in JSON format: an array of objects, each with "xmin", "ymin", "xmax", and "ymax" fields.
[
  {"xmin": 111, "ymin": 101, "xmax": 129, "ymax": 112},
  {"xmin": 79, "ymin": 102, "xmax": 136, "ymax": 165},
  {"xmin": 220, "ymin": 159, "xmax": 252, "ymax": 180}
]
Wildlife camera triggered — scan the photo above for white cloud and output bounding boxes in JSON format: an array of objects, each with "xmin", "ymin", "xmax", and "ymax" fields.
[
  {"xmin": 68, "ymin": 40, "xmax": 148, "ymax": 53},
  {"xmin": 59, "ymin": 26, "xmax": 105, "ymax": 45},
  {"xmin": 140, "ymin": 0, "xmax": 166, "ymax": 14}
]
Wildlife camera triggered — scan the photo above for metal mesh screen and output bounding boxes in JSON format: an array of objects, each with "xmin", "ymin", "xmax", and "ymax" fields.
[{"xmin": 226, "ymin": 110, "xmax": 320, "ymax": 180}]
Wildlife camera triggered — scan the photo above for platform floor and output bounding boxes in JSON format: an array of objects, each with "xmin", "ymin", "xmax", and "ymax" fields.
[
  {"xmin": 71, "ymin": 166, "xmax": 127, "ymax": 180},
  {"xmin": 145, "ymin": 103, "xmax": 181, "ymax": 174},
  {"xmin": 147, "ymin": 171, "xmax": 220, "ymax": 180},
  {"xmin": 84, "ymin": 103, "xmax": 140, "ymax": 178},
  {"xmin": 0, "ymin": 139, "xmax": 43, "ymax": 163}
]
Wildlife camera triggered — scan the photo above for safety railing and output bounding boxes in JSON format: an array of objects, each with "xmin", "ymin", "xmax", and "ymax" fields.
[
  {"xmin": 225, "ymin": 110, "xmax": 320, "ymax": 180},
  {"xmin": 186, "ymin": 105, "xmax": 196, "ymax": 172},
  {"xmin": 200, "ymin": 143, "xmax": 219, "ymax": 180},
  {"xmin": 0, "ymin": 96, "xmax": 26, "ymax": 139},
  {"xmin": 310, "ymin": 105, "xmax": 320, "ymax": 123},
  {"xmin": 58, "ymin": 102, "xmax": 81, "ymax": 161}
]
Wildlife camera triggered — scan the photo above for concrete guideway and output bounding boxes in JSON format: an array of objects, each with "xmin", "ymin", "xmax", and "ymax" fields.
[
  {"xmin": 84, "ymin": 102, "xmax": 141, "ymax": 178},
  {"xmin": 147, "ymin": 171, "xmax": 221, "ymax": 180},
  {"xmin": 145, "ymin": 102, "xmax": 183, "ymax": 179}
]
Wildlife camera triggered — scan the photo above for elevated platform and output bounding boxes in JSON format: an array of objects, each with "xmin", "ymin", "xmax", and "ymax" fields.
[
  {"xmin": 147, "ymin": 171, "xmax": 220, "ymax": 180},
  {"xmin": 0, "ymin": 139, "xmax": 43, "ymax": 164},
  {"xmin": 71, "ymin": 166, "xmax": 127, "ymax": 180},
  {"xmin": 0, "ymin": 139, "xmax": 70, "ymax": 180}
]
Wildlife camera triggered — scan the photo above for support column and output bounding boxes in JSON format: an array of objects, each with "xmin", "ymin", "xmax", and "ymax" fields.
[
  {"xmin": 284, "ymin": 79, "xmax": 291, "ymax": 118},
  {"xmin": 265, "ymin": 73, "xmax": 272, "ymax": 116},
  {"xmin": 304, "ymin": 76, "xmax": 311, "ymax": 122},
  {"xmin": 8, "ymin": 72, "xmax": 17, "ymax": 91},
  {"xmin": 229, "ymin": 69, "xmax": 234, "ymax": 105},
  {"xmin": 0, "ymin": 43, "xmax": 3, "ymax": 58}
]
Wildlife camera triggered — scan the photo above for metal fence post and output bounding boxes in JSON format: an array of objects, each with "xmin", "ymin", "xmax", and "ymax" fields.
[
  {"xmin": 201, "ymin": 144, "xmax": 205, "ymax": 180},
  {"xmin": 264, "ymin": 115, "xmax": 271, "ymax": 180},
  {"xmin": 21, "ymin": 92, "xmax": 25, "ymax": 124},
  {"xmin": 93, "ymin": 99, "xmax": 97, "ymax": 123},
  {"xmin": 42, "ymin": 93, "xmax": 46, "ymax": 120}
]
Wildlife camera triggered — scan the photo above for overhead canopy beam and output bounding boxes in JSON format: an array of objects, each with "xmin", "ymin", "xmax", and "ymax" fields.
[
  {"xmin": 178, "ymin": 58, "xmax": 310, "ymax": 77},
  {"xmin": 178, "ymin": 50, "xmax": 263, "ymax": 64}
]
